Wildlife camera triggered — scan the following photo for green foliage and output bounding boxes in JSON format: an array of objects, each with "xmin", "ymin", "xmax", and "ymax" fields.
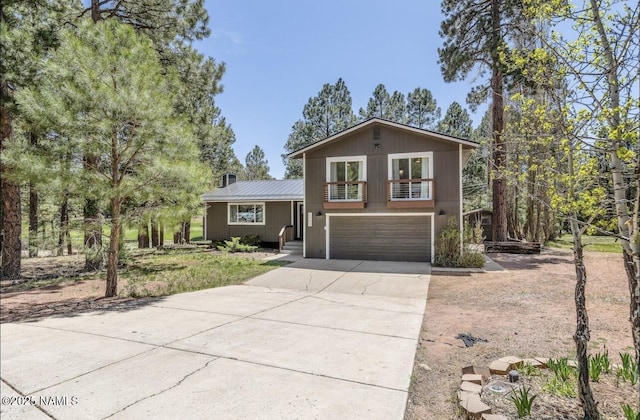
[
  {"xmin": 547, "ymin": 234, "xmax": 622, "ymax": 253},
  {"xmin": 117, "ymin": 250, "xmax": 285, "ymax": 297},
  {"xmin": 217, "ymin": 237, "xmax": 258, "ymax": 253},
  {"xmin": 464, "ymin": 219, "xmax": 485, "ymax": 245},
  {"xmin": 434, "ymin": 217, "xmax": 485, "ymax": 268},
  {"xmin": 616, "ymin": 353, "xmax": 638, "ymax": 386},
  {"xmin": 621, "ymin": 403, "xmax": 640, "ymax": 420},
  {"xmin": 240, "ymin": 235, "xmax": 262, "ymax": 247},
  {"xmin": 359, "ymin": 84, "xmax": 406, "ymax": 122},
  {"xmin": 509, "ymin": 386, "xmax": 537, "ymax": 418},
  {"xmin": 244, "ymin": 145, "xmax": 273, "ymax": 180},
  {"xmin": 282, "ymin": 78, "xmax": 356, "ymax": 178},
  {"xmin": 406, "ymin": 87, "xmax": 440, "ymax": 129},
  {"xmin": 519, "ymin": 362, "xmax": 541, "ymax": 377},
  {"xmin": 542, "ymin": 375, "xmax": 577, "ymax": 398},
  {"xmin": 588, "ymin": 350, "xmax": 612, "ymax": 383},
  {"xmin": 437, "ymin": 101, "xmax": 473, "ymax": 139},
  {"xmin": 547, "ymin": 357, "xmax": 577, "ymax": 382}
]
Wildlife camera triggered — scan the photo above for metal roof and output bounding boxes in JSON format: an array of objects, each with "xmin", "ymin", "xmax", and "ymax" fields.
[
  {"xmin": 201, "ymin": 179, "xmax": 303, "ymax": 202},
  {"xmin": 289, "ymin": 118, "xmax": 479, "ymax": 158}
]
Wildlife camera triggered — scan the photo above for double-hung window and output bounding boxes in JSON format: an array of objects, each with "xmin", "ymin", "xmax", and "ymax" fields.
[
  {"xmin": 228, "ymin": 203, "xmax": 265, "ymax": 225},
  {"xmin": 388, "ymin": 152, "xmax": 433, "ymax": 200},
  {"xmin": 326, "ymin": 156, "xmax": 366, "ymax": 201}
]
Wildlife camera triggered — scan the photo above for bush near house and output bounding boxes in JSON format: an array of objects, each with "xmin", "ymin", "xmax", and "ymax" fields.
[{"xmin": 434, "ymin": 217, "xmax": 484, "ymax": 268}]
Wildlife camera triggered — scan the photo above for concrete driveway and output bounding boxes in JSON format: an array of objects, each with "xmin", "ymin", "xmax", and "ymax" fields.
[{"xmin": 1, "ymin": 259, "xmax": 430, "ymax": 420}]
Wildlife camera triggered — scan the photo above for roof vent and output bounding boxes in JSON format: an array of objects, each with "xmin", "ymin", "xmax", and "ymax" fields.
[
  {"xmin": 373, "ymin": 127, "xmax": 381, "ymax": 140},
  {"xmin": 220, "ymin": 173, "xmax": 237, "ymax": 188}
]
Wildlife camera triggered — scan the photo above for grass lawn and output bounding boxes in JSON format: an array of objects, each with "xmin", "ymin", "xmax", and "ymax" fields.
[
  {"xmin": 547, "ymin": 234, "xmax": 622, "ymax": 253},
  {"xmin": 120, "ymin": 248, "xmax": 284, "ymax": 297},
  {"xmin": 7, "ymin": 248, "xmax": 287, "ymax": 299}
]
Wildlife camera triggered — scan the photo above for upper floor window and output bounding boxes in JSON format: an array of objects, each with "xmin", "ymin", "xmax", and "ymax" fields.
[
  {"xmin": 228, "ymin": 203, "xmax": 265, "ymax": 225},
  {"xmin": 388, "ymin": 152, "xmax": 433, "ymax": 200},
  {"xmin": 326, "ymin": 156, "xmax": 366, "ymax": 201}
]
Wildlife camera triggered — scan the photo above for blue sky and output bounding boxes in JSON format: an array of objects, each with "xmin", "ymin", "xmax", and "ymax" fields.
[{"xmin": 195, "ymin": 0, "xmax": 486, "ymax": 179}]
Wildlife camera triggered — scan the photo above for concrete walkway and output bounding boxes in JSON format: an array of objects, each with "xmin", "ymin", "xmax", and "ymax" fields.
[{"xmin": 1, "ymin": 259, "xmax": 430, "ymax": 420}]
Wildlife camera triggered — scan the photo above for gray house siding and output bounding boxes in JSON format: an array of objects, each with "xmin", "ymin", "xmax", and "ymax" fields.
[
  {"xmin": 206, "ymin": 201, "xmax": 293, "ymax": 243},
  {"xmin": 303, "ymin": 123, "xmax": 463, "ymax": 261}
]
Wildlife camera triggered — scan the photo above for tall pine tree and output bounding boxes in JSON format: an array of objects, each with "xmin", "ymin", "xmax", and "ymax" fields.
[
  {"xmin": 439, "ymin": 0, "xmax": 524, "ymax": 241},
  {"xmin": 283, "ymin": 78, "xmax": 356, "ymax": 178}
]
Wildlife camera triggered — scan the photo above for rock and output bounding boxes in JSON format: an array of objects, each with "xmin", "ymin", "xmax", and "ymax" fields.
[
  {"xmin": 462, "ymin": 365, "xmax": 491, "ymax": 380},
  {"xmin": 460, "ymin": 394, "xmax": 491, "ymax": 419},
  {"xmin": 460, "ymin": 381, "xmax": 483, "ymax": 394},
  {"xmin": 488, "ymin": 360, "xmax": 511, "ymax": 375},
  {"xmin": 418, "ymin": 363, "xmax": 431, "ymax": 371},
  {"xmin": 523, "ymin": 358, "xmax": 543, "ymax": 368},
  {"xmin": 462, "ymin": 373, "xmax": 484, "ymax": 385},
  {"xmin": 482, "ymin": 415, "xmax": 509, "ymax": 420},
  {"xmin": 497, "ymin": 356, "xmax": 523, "ymax": 370}
]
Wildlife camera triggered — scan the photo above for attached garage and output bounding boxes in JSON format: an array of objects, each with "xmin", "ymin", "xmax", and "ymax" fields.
[{"xmin": 326, "ymin": 213, "xmax": 434, "ymax": 262}]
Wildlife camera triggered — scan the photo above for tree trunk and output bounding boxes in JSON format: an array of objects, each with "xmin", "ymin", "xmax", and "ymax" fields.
[
  {"xmin": 490, "ymin": 0, "xmax": 508, "ymax": 242},
  {"xmin": 159, "ymin": 222, "xmax": 164, "ymax": 248},
  {"xmin": 151, "ymin": 219, "xmax": 159, "ymax": 247},
  {"xmin": 105, "ymin": 198, "xmax": 120, "ymax": 297},
  {"xmin": 184, "ymin": 221, "xmax": 190, "ymax": 244},
  {"xmin": 28, "ymin": 182, "xmax": 38, "ymax": 257},
  {"xmin": 137, "ymin": 222, "xmax": 149, "ymax": 248},
  {"xmin": 0, "ymin": 81, "xmax": 21, "ymax": 279},
  {"xmin": 57, "ymin": 197, "xmax": 69, "ymax": 256},
  {"xmin": 570, "ymin": 221, "xmax": 600, "ymax": 419},
  {"xmin": 588, "ymin": 0, "xmax": 640, "ymax": 378},
  {"xmin": 28, "ymin": 133, "xmax": 38, "ymax": 258}
]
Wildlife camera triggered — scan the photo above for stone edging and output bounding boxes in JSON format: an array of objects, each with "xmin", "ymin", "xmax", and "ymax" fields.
[{"xmin": 457, "ymin": 356, "xmax": 549, "ymax": 419}]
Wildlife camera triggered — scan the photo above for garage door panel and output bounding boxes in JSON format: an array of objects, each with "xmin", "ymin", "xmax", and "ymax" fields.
[{"xmin": 329, "ymin": 216, "xmax": 431, "ymax": 262}]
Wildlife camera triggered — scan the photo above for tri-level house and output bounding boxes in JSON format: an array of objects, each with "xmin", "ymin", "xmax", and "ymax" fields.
[{"xmin": 202, "ymin": 118, "xmax": 478, "ymax": 263}]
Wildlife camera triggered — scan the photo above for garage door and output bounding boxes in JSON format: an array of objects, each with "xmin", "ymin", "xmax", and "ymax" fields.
[{"xmin": 328, "ymin": 215, "xmax": 432, "ymax": 262}]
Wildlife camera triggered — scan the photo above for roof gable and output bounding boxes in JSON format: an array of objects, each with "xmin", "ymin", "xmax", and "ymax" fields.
[{"xmin": 288, "ymin": 118, "xmax": 478, "ymax": 158}]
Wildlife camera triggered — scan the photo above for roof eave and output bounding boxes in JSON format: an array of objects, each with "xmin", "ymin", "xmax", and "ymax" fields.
[{"xmin": 288, "ymin": 118, "xmax": 479, "ymax": 159}]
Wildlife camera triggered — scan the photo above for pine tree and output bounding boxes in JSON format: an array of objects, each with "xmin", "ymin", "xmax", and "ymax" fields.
[
  {"xmin": 437, "ymin": 102, "xmax": 473, "ymax": 138},
  {"xmin": 439, "ymin": 0, "xmax": 524, "ymax": 242},
  {"xmin": 283, "ymin": 78, "xmax": 356, "ymax": 178},
  {"xmin": 0, "ymin": 0, "xmax": 73, "ymax": 278},
  {"xmin": 406, "ymin": 88, "xmax": 440, "ymax": 129},
  {"xmin": 17, "ymin": 19, "xmax": 207, "ymax": 297},
  {"xmin": 244, "ymin": 146, "xmax": 273, "ymax": 180}
]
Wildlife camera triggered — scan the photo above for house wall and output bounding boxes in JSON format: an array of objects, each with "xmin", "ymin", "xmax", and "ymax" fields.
[
  {"xmin": 205, "ymin": 201, "xmax": 293, "ymax": 243},
  {"xmin": 304, "ymin": 124, "xmax": 462, "ymax": 259}
]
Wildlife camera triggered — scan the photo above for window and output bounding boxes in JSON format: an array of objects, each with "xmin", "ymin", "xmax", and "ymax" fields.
[
  {"xmin": 228, "ymin": 203, "xmax": 265, "ymax": 225},
  {"xmin": 326, "ymin": 156, "xmax": 366, "ymax": 201},
  {"xmin": 388, "ymin": 152, "xmax": 433, "ymax": 200}
]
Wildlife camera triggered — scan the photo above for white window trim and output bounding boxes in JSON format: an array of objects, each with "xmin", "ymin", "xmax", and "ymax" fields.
[
  {"xmin": 325, "ymin": 155, "xmax": 367, "ymax": 202},
  {"xmin": 387, "ymin": 151, "xmax": 434, "ymax": 201},
  {"xmin": 228, "ymin": 202, "xmax": 266, "ymax": 225}
]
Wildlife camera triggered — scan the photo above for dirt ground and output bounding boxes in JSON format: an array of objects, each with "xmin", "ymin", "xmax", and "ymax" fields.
[{"xmin": 405, "ymin": 249, "xmax": 636, "ymax": 419}]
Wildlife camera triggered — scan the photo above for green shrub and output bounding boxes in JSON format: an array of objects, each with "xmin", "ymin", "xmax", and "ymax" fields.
[
  {"xmin": 240, "ymin": 234, "xmax": 262, "ymax": 247},
  {"xmin": 217, "ymin": 237, "xmax": 258, "ymax": 253},
  {"xmin": 616, "ymin": 352, "xmax": 638, "ymax": 385},
  {"xmin": 509, "ymin": 386, "xmax": 537, "ymax": 418},
  {"xmin": 458, "ymin": 251, "xmax": 485, "ymax": 268},
  {"xmin": 621, "ymin": 403, "xmax": 640, "ymax": 420},
  {"xmin": 547, "ymin": 357, "xmax": 577, "ymax": 382},
  {"xmin": 434, "ymin": 217, "xmax": 485, "ymax": 268},
  {"xmin": 464, "ymin": 219, "xmax": 485, "ymax": 245}
]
